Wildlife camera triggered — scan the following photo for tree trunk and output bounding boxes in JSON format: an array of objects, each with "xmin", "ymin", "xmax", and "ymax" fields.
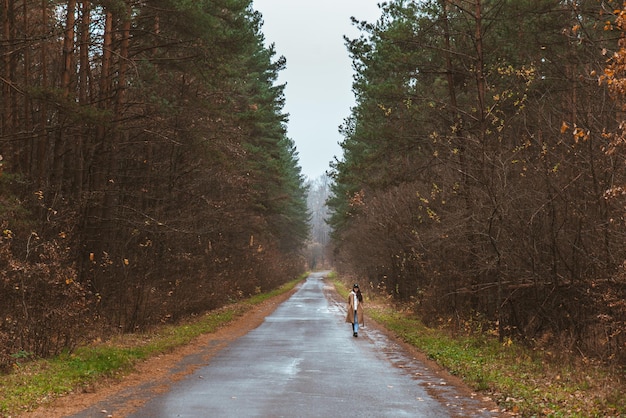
[
  {"xmin": 61, "ymin": 0, "xmax": 76, "ymax": 98},
  {"xmin": 1, "ymin": 0, "xmax": 13, "ymax": 136},
  {"xmin": 75, "ymin": 0, "xmax": 92, "ymax": 195},
  {"xmin": 23, "ymin": 0, "xmax": 32, "ymax": 173},
  {"xmin": 53, "ymin": 0, "xmax": 77, "ymax": 191},
  {"xmin": 34, "ymin": 0, "xmax": 50, "ymax": 186}
]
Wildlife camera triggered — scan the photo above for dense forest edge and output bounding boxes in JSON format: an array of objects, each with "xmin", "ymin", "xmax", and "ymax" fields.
[
  {"xmin": 328, "ymin": 0, "xmax": 626, "ymax": 371},
  {"xmin": 0, "ymin": 0, "xmax": 310, "ymax": 371}
]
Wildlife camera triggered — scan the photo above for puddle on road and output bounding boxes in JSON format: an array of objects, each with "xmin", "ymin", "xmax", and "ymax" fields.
[{"xmin": 284, "ymin": 358, "xmax": 302, "ymax": 377}]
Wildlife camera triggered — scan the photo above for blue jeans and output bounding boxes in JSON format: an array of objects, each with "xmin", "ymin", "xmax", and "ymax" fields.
[{"xmin": 353, "ymin": 310, "xmax": 359, "ymax": 333}]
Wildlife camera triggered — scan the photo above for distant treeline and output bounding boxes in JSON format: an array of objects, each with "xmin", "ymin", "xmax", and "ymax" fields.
[
  {"xmin": 329, "ymin": 0, "xmax": 626, "ymax": 364},
  {"xmin": 0, "ymin": 0, "xmax": 309, "ymax": 370}
]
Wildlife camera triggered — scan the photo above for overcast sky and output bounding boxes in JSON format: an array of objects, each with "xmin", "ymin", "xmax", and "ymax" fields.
[{"xmin": 252, "ymin": 0, "xmax": 382, "ymax": 180}]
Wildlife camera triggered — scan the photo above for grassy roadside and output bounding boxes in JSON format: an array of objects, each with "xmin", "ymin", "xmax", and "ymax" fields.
[
  {"xmin": 332, "ymin": 276, "xmax": 625, "ymax": 417},
  {"xmin": 0, "ymin": 277, "xmax": 303, "ymax": 417}
]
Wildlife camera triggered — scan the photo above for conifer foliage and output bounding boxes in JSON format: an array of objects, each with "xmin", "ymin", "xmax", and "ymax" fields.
[
  {"xmin": 0, "ymin": 0, "xmax": 308, "ymax": 368},
  {"xmin": 329, "ymin": 0, "xmax": 626, "ymax": 363}
]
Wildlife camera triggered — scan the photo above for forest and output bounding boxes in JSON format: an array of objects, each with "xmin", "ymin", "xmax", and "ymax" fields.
[
  {"xmin": 4, "ymin": 0, "xmax": 626, "ymax": 375},
  {"xmin": 329, "ymin": 0, "xmax": 626, "ymax": 365},
  {"xmin": 0, "ymin": 0, "xmax": 310, "ymax": 370}
]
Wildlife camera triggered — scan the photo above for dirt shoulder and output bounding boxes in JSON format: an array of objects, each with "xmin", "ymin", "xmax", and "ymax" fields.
[{"xmin": 22, "ymin": 287, "xmax": 299, "ymax": 418}]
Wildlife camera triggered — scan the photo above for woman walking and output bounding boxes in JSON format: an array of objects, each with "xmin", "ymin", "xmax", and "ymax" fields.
[{"xmin": 346, "ymin": 283, "xmax": 364, "ymax": 337}]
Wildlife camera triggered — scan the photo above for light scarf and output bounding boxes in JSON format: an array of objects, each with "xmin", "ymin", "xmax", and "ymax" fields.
[{"xmin": 352, "ymin": 290, "xmax": 359, "ymax": 311}]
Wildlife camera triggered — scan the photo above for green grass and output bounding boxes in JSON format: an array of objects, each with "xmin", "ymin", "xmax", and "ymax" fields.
[
  {"xmin": 332, "ymin": 278, "xmax": 625, "ymax": 416},
  {"xmin": 0, "ymin": 277, "xmax": 303, "ymax": 417}
]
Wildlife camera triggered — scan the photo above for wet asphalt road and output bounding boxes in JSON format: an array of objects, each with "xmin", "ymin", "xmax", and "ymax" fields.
[{"xmin": 72, "ymin": 273, "xmax": 500, "ymax": 417}]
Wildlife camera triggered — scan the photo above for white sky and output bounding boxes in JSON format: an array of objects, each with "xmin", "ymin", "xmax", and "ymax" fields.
[{"xmin": 252, "ymin": 0, "xmax": 382, "ymax": 180}]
